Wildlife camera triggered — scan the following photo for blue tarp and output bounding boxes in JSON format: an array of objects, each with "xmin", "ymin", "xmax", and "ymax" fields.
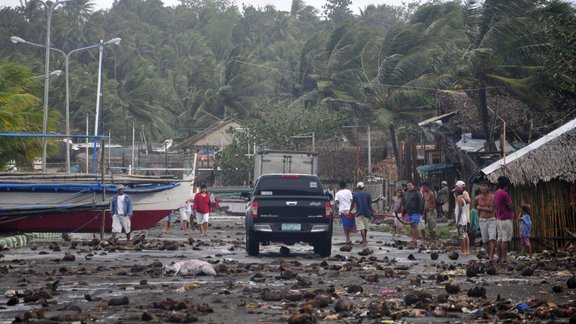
[{"xmin": 0, "ymin": 182, "xmax": 180, "ymax": 193}]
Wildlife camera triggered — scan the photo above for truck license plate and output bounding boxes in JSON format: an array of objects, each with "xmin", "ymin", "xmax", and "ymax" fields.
[{"xmin": 282, "ymin": 223, "xmax": 301, "ymax": 231}]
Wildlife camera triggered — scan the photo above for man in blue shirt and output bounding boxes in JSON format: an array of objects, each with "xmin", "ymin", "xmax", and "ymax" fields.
[{"xmin": 350, "ymin": 182, "xmax": 374, "ymax": 246}]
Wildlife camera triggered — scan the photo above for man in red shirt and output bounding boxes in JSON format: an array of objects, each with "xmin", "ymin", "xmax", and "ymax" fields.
[
  {"xmin": 494, "ymin": 176, "xmax": 514, "ymax": 263},
  {"xmin": 193, "ymin": 184, "xmax": 212, "ymax": 236}
]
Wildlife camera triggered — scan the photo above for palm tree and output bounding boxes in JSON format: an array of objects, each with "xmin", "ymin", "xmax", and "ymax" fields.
[
  {"xmin": 0, "ymin": 61, "xmax": 55, "ymax": 167},
  {"xmin": 374, "ymin": 2, "xmax": 467, "ymax": 175},
  {"xmin": 461, "ymin": 0, "xmax": 551, "ymax": 150}
]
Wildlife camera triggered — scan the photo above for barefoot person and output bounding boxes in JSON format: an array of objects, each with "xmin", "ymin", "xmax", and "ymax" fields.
[
  {"xmin": 335, "ymin": 181, "xmax": 355, "ymax": 244},
  {"xmin": 422, "ymin": 182, "xmax": 437, "ymax": 244},
  {"xmin": 403, "ymin": 180, "xmax": 423, "ymax": 245},
  {"xmin": 389, "ymin": 189, "xmax": 404, "ymax": 236},
  {"xmin": 178, "ymin": 196, "xmax": 193, "ymax": 235},
  {"xmin": 495, "ymin": 176, "xmax": 514, "ymax": 263},
  {"xmin": 193, "ymin": 184, "xmax": 212, "ymax": 236},
  {"xmin": 350, "ymin": 182, "xmax": 374, "ymax": 246},
  {"xmin": 475, "ymin": 180, "xmax": 496, "ymax": 259},
  {"xmin": 110, "ymin": 185, "xmax": 133, "ymax": 244},
  {"xmin": 518, "ymin": 204, "xmax": 532, "ymax": 258},
  {"xmin": 454, "ymin": 186, "xmax": 470, "ymax": 254}
]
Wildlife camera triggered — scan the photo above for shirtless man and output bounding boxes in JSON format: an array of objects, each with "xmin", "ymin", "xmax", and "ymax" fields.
[
  {"xmin": 475, "ymin": 180, "xmax": 496, "ymax": 259},
  {"xmin": 422, "ymin": 182, "xmax": 437, "ymax": 244}
]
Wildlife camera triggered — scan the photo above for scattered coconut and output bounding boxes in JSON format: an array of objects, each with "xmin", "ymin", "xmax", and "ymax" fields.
[
  {"xmin": 445, "ymin": 280, "xmax": 460, "ymax": 294},
  {"xmin": 448, "ymin": 251, "xmax": 459, "ymax": 260}
]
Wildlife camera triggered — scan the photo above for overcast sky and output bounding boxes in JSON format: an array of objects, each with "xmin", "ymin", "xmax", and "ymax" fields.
[{"xmin": 2, "ymin": 0, "xmax": 410, "ymax": 14}]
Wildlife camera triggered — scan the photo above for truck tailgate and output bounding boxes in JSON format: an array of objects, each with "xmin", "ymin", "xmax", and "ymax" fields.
[{"xmin": 255, "ymin": 196, "xmax": 328, "ymax": 221}]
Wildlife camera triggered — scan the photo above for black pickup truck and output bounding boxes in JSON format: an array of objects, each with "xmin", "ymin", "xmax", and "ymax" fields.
[{"xmin": 244, "ymin": 174, "xmax": 333, "ymax": 257}]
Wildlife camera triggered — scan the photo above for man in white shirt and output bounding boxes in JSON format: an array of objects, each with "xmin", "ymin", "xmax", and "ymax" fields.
[
  {"xmin": 335, "ymin": 181, "xmax": 354, "ymax": 244},
  {"xmin": 111, "ymin": 185, "xmax": 133, "ymax": 244}
]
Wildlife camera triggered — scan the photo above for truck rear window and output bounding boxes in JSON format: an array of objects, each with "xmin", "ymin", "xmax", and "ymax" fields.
[{"xmin": 256, "ymin": 177, "xmax": 324, "ymax": 196}]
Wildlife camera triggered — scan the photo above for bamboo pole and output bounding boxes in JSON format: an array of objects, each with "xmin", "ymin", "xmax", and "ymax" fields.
[{"xmin": 100, "ymin": 138, "xmax": 106, "ymax": 241}]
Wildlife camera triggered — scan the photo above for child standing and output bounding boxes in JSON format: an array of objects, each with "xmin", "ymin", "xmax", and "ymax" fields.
[
  {"xmin": 518, "ymin": 204, "xmax": 532, "ymax": 257},
  {"xmin": 389, "ymin": 189, "xmax": 404, "ymax": 236}
]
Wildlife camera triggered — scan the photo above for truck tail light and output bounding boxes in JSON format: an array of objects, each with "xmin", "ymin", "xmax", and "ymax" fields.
[
  {"xmin": 252, "ymin": 201, "xmax": 259, "ymax": 219},
  {"xmin": 325, "ymin": 201, "xmax": 332, "ymax": 219},
  {"xmin": 280, "ymin": 175, "xmax": 299, "ymax": 179}
]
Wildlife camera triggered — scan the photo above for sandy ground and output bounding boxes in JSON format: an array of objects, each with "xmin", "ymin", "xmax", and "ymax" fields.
[{"xmin": 1, "ymin": 216, "xmax": 575, "ymax": 323}]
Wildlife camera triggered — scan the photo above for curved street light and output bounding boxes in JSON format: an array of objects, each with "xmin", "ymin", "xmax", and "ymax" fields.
[
  {"xmin": 35, "ymin": 0, "xmax": 72, "ymax": 172},
  {"xmin": 31, "ymin": 70, "xmax": 63, "ymax": 79},
  {"xmin": 11, "ymin": 36, "xmax": 121, "ymax": 172}
]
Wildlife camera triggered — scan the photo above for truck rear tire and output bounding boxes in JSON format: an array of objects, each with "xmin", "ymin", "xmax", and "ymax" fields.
[
  {"xmin": 315, "ymin": 234, "xmax": 332, "ymax": 257},
  {"xmin": 246, "ymin": 232, "xmax": 260, "ymax": 256}
]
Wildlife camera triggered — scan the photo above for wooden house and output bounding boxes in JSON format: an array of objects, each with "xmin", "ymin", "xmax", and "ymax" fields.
[{"xmin": 480, "ymin": 117, "xmax": 576, "ymax": 251}]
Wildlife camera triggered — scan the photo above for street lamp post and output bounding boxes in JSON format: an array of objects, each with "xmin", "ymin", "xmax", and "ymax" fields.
[
  {"xmin": 11, "ymin": 36, "xmax": 121, "ymax": 172},
  {"xmin": 38, "ymin": 0, "xmax": 72, "ymax": 172}
]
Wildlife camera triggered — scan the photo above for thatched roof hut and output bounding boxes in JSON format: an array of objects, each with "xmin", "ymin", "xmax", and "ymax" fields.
[
  {"xmin": 480, "ymin": 117, "xmax": 576, "ymax": 251},
  {"xmin": 481, "ymin": 118, "xmax": 576, "ymax": 185}
]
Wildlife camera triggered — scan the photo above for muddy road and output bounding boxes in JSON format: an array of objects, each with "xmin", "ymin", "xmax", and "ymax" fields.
[{"xmin": 1, "ymin": 216, "xmax": 575, "ymax": 323}]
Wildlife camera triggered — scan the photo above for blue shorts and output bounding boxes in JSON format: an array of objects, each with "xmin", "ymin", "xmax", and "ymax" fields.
[{"xmin": 408, "ymin": 213, "xmax": 421, "ymax": 225}]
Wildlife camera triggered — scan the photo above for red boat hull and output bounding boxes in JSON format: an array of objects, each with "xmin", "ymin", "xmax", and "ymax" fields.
[{"xmin": 0, "ymin": 209, "xmax": 170, "ymax": 233}]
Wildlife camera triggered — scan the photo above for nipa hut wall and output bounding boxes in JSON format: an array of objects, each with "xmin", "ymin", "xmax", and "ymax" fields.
[{"xmin": 510, "ymin": 180, "xmax": 576, "ymax": 251}]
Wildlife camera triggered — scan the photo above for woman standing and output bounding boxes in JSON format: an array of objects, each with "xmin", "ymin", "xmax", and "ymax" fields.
[{"xmin": 193, "ymin": 184, "xmax": 212, "ymax": 236}]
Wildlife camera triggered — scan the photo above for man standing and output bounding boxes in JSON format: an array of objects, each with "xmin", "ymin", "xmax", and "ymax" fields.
[
  {"xmin": 193, "ymin": 184, "xmax": 212, "ymax": 236},
  {"xmin": 110, "ymin": 184, "xmax": 133, "ymax": 244},
  {"xmin": 495, "ymin": 176, "xmax": 514, "ymax": 263},
  {"xmin": 335, "ymin": 181, "xmax": 354, "ymax": 244},
  {"xmin": 422, "ymin": 182, "xmax": 437, "ymax": 244},
  {"xmin": 403, "ymin": 180, "xmax": 424, "ymax": 245},
  {"xmin": 350, "ymin": 182, "xmax": 374, "ymax": 246},
  {"xmin": 438, "ymin": 181, "xmax": 450, "ymax": 219},
  {"xmin": 475, "ymin": 180, "xmax": 496, "ymax": 259}
]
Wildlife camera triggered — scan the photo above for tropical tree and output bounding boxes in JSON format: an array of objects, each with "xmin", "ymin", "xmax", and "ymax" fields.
[
  {"xmin": 460, "ymin": 0, "xmax": 552, "ymax": 150},
  {"xmin": 373, "ymin": 2, "xmax": 466, "ymax": 173},
  {"xmin": 0, "ymin": 61, "xmax": 58, "ymax": 168}
]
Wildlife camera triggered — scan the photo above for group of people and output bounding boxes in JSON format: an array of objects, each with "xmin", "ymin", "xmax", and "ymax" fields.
[
  {"xmin": 389, "ymin": 180, "xmax": 442, "ymax": 246},
  {"xmin": 109, "ymin": 184, "xmax": 218, "ymax": 244},
  {"xmin": 334, "ymin": 176, "xmax": 533, "ymax": 262},
  {"xmin": 474, "ymin": 176, "xmax": 533, "ymax": 261},
  {"xmin": 168, "ymin": 184, "xmax": 217, "ymax": 236},
  {"xmin": 334, "ymin": 181, "xmax": 383, "ymax": 246}
]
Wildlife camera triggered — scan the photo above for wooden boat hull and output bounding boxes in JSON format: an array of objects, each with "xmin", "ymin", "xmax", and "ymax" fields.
[
  {"xmin": 0, "ymin": 208, "xmax": 170, "ymax": 233},
  {"xmin": 0, "ymin": 179, "xmax": 192, "ymax": 233}
]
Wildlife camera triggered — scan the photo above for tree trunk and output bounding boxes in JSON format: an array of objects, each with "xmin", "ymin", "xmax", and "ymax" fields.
[
  {"xmin": 478, "ymin": 79, "xmax": 496, "ymax": 151},
  {"xmin": 389, "ymin": 124, "xmax": 402, "ymax": 179}
]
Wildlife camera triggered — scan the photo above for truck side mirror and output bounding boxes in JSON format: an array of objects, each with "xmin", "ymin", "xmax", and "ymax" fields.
[{"xmin": 240, "ymin": 192, "xmax": 251, "ymax": 201}]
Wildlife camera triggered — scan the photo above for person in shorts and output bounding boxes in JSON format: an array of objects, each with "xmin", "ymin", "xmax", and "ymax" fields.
[
  {"xmin": 403, "ymin": 180, "xmax": 423, "ymax": 245},
  {"xmin": 495, "ymin": 176, "xmax": 515, "ymax": 263},
  {"xmin": 350, "ymin": 182, "xmax": 374, "ymax": 246},
  {"xmin": 422, "ymin": 182, "xmax": 437, "ymax": 244},
  {"xmin": 454, "ymin": 186, "xmax": 470, "ymax": 254},
  {"xmin": 335, "ymin": 181, "xmax": 355, "ymax": 243},
  {"xmin": 178, "ymin": 196, "xmax": 194, "ymax": 235},
  {"xmin": 475, "ymin": 180, "xmax": 496, "ymax": 259},
  {"xmin": 518, "ymin": 204, "xmax": 532, "ymax": 257},
  {"xmin": 389, "ymin": 189, "xmax": 404, "ymax": 236},
  {"xmin": 193, "ymin": 184, "xmax": 212, "ymax": 236},
  {"xmin": 110, "ymin": 184, "xmax": 133, "ymax": 244}
]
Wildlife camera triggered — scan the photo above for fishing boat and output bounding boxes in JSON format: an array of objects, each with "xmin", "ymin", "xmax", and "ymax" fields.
[{"xmin": 0, "ymin": 172, "xmax": 193, "ymax": 233}]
